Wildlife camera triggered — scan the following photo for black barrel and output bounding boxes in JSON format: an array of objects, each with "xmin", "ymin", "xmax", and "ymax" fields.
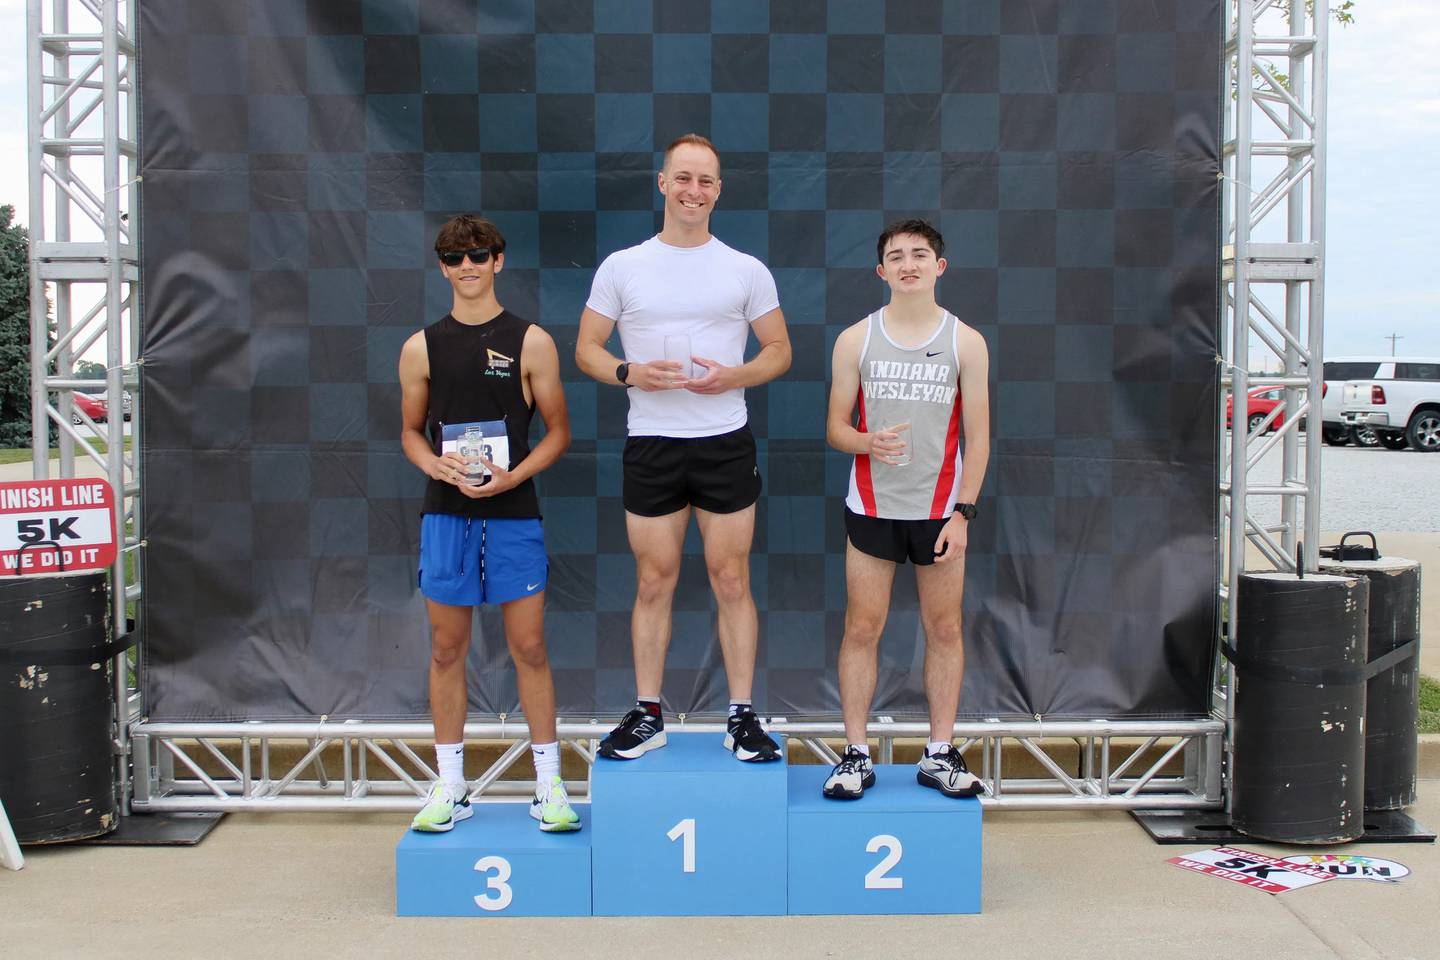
[
  {"xmin": 0, "ymin": 572, "xmax": 116, "ymax": 842},
  {"xmin": 1322, "ymin": 557, "xmax": 1422, "ymax": 810},
  {"xmin": 1230, "ymin": 571, "xmax": 1368, "ymax": 843}
]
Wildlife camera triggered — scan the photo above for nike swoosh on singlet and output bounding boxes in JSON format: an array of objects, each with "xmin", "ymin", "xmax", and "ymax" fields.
[{"xmin": 926, "ymin": 351, "xmax": 943, "ymax": 357}]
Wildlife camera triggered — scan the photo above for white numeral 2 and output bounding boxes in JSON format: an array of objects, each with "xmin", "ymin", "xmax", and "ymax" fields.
[
  {"xmin": 473, "ymin": 855, "xmax": 514, "ymax": 911},
  {"xmin": 667, "ymin": 817, "xmax": 697, "ymax": 873},
  {"xmin": 865, "ymin": 834, "xmax": 904, "ymax": 890}
]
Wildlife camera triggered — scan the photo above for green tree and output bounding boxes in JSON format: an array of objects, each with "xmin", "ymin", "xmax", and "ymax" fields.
[
  {"xmin": 0, "ymin": 205, "xmax": 36, "ymax": 448},
  {"xmin": 76, "ymin": 359, "xmax": 106, "ymax": 379}
]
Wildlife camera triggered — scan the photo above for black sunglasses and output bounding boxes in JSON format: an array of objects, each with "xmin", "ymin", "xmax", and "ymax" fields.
[{"xmin": 437, "ymin": 248, "xmax": 495, "ymax": 267}]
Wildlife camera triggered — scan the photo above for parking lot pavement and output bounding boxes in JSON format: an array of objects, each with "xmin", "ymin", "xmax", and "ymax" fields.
[{"xmin": 1245, "ymin": 441, "xmax": 1440, "ymax": 533}]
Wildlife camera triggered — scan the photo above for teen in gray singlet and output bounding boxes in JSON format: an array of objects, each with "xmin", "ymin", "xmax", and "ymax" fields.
[
  {"xmin": 822, "ymin": 218, "xmax": 991, "ymax": 803},
  {"xmin": 845, "ymin": 309, "xmax": 964, "ymax": 521}
]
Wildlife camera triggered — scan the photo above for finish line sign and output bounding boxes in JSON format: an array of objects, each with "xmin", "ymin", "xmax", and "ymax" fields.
[
  {"xmin": 0, "ymin": 479, "xmax": 117, "ymax": 576},
  {"xmin": 1168, "ymin": 847, "xmax": 1335, "ymax": 895}
]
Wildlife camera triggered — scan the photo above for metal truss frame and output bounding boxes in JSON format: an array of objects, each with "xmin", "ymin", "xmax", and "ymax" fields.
[
  {"xmin": 130, "ymin": 719, "xmax": 1224, "ymax": 812},
  {"xmin": 1219, "ymin": 0, "xmax": 1328, "ymax": 803},
  {"xmin": 21, "ymin": 2, "xmax": 1292, "ymax": 819},
  {"xmin": 26, "ymin": 0, "xmax": 142, "ymax": 811}
]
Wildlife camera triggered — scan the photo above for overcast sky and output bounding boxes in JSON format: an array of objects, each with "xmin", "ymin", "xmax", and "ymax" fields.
[{"xmin": 1, "ymin": 1, "xmax": 1434, "ymax": 358}]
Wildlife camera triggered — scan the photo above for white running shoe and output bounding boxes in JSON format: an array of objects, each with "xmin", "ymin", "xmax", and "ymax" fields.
[
  {"xmin": 530, "ymin": 775, "xmax": 582, "ymax": 833},
  {"xmin": 410, "ymin": 780, "xmax": 473, "ymax": 832},
  {"xmin": 823, "ymin": 747, "xmax": 876, "ymax": 800},
  {"xmin": 916, "ymin": 745, "xmax": 984, "ymax": 798}
]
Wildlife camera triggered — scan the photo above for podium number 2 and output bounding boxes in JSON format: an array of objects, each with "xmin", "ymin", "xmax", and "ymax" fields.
[
  {"xmin": 667, "ymin": 817, "xmax": 696, "ymax": 873},
  {"xmin": 865, "ymin": 835, "xmax": 903, "ymax": 890},
  {"xmin": 473, "ymin": 855, "xmax": 514, "ymax": 911}
]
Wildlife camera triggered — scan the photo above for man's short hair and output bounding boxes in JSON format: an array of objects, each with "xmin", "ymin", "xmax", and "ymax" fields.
[
  {"xmin": 876, "ymin": 218, "xmax": 945, "ymax": 263},
  {"xmin": 662, "ymin": 133, "xmax": 721, "ymax": 175},
  {"xmin": 434, "ymin": 214, "xmax": 506, "ymax": 256}
]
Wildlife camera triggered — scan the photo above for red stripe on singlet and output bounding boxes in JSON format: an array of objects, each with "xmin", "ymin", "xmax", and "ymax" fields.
[
  {"xmin": 855, "ymin": 390, "xmax": 877, "ymax": 517},
  {"xmin": 928, "ymin": 396, "xmax": 963, "ymax": 519}
]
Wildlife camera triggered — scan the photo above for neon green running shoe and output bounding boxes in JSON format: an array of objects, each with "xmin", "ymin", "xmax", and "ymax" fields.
[
  {"xmin": 410, "ymin": 781, "xmax": 472, "ymax": 833},
  {"xmin": 529, "ymin": 775, "xmax": 581, "ymax": 833}
]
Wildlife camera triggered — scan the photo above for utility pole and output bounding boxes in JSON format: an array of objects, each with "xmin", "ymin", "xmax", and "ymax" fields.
[{"xmin": 1385, "ymin": 333, "xmax": 1404, "ymax": 356}]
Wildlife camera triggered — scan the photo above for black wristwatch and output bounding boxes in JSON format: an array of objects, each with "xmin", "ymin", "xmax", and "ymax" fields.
[
  {"xmin": 616, "ymin": 361, "xmax": 631, "ymax": 386},
  {"xmin": 953, "ymin": 502, "xmax": 978, "ymax": 521}
]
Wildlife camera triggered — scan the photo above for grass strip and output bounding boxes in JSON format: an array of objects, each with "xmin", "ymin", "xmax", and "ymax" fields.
[{"xmin": 1420, "ymin": 675, "xmax": 1440, "ymax": 735}]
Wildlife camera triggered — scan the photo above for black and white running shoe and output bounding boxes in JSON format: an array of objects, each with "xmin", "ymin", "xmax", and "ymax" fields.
[
  {"xmin": 916, "ymin": 745, "xmax": 984, "ymax": 797},
  {"xmin": 724, "ymin": 707, "xmax": 782, "ymax": 762},
  {"xmin": 598, "ymin": 707, "xmax": 667, "ymax": 760},
  {"xmin": 822, "ymin": 747, "xmax": 876, "ymax": 800}
]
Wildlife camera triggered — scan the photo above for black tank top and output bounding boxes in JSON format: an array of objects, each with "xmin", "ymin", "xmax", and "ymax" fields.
[{"xmin": 421, "ymin": 311, "xmax": 540, "ymax": 519}]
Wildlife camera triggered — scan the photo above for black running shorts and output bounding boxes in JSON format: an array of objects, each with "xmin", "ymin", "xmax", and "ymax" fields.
[
  {"xmin": 623, "ymin": 425, "xmax": 762, "ymax": 517},
  {"xmin": 845, "ymin": 509, "xmax": 951, "ymax": 566}
]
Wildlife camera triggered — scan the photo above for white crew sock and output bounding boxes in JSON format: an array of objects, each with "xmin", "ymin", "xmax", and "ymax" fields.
[
  {"xmin": 435, "ymin": 741, "xmax": 465, "ymax": 788},
  {"xmin": 926, "ymin": 741, "xmax": 952, "ymax": 757},
  {"xmin": 848, "ymin": 743, "xmax": 871, "ymax": 758},
  {"xmin": 532, "ymin": 741, "xmax": 561, "ymax": 784}
]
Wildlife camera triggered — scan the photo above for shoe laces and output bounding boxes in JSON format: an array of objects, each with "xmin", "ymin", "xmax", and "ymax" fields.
[
  {"xmin": 618, "ymin": 707, "xmax": 654, "ymax": 732},
  {"xmin": 730, "ymin": 709, "xmax": 766, "ymax": 739},
  {"xmin": 834, "ymin": 748, "xmax": 868, "ymax": 776},
  {"xmin": 935, "ymin": 748, "xmax": 970, "ymax": 776},
  {"xmin": 540, "ymin": 775, "xmax": 568, "ymax": 805}
]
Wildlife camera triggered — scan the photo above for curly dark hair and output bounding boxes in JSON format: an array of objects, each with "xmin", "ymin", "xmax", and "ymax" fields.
[{"xmin": 876, "ymin": 218, "xmax": 944, "ymax": 263}]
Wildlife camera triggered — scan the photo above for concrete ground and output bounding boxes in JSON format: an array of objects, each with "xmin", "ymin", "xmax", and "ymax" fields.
[{"xmin": 3, "ymin": 789, "xmax": 1436, "ymax": 960}]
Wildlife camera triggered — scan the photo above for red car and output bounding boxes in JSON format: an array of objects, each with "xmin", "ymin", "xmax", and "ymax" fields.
[
  {"xmin": 71, "ymin": 393, "xmax": 108, "ymax": 424},
  {"xmin": 1226, "ymin": 387, "xmax": 1286, "ymax": 434}
]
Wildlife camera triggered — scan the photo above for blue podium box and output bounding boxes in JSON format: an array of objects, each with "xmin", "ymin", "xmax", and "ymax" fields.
[
  {"xmin": 591, "ymin": 732, "xmax": 788, "ymax": 916},
  {"xmin": 787, "ymin": 765, "xmax": 982, "ymax": 915},
  {"xmin": 395, "ymin": 802, "xmax": 591, "ymax": 916}
]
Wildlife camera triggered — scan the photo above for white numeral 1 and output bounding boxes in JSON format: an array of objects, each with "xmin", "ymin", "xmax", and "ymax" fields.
[
  {"xmin": 865, "ymin": 834, "xmax": 904, "ymax": 890},
  {"xmin": 667, "ymin": 817, "xmax": 697, "ymax": 873},
  {"xmin": 473, "ymin": 854, "xmax": 514, "ymax": 911}
]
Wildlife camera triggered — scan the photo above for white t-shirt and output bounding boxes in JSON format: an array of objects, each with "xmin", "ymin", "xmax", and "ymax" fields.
[{"xmin": 586, "ymin": 236, "xmax": 780, "ymax": 438}]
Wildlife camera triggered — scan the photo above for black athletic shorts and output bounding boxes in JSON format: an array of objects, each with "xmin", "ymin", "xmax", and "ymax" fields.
[
  {"xmin": 845, "ymin": 509, "xmax": 950, "ymax": 566},
  {"xmin": 623, "ymin": 425, "xmax": 762, "ymax": 517}
]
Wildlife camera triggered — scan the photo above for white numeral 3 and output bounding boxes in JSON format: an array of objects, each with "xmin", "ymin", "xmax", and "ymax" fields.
[{"xmin": 473, "ymin": 854, "xmax": 514, "ymax": 911}]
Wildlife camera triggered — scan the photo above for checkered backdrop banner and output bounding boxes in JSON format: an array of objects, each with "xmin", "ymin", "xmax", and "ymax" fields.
[{"xmin": 138, "ymin": 0, "xmax": 1221, "ymax": 721}]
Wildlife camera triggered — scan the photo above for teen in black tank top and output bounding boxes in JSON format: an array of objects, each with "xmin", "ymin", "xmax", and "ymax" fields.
[{"xmin": 421, "ymin": 310, "xmax": 539, "ymax": 519}]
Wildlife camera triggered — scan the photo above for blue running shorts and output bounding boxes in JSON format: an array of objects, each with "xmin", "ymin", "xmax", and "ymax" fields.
[{"xmin": 418, "ymin": 514, "xmax": 547, "ymax": 607}]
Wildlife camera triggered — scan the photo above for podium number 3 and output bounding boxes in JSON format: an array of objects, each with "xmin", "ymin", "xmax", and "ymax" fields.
[
  {"xmin": 667, "ymin": 817, "xmax": 697, "ymax": 873},
  {"xmin": 865, "ymin": 835, "xmax": 904, "ymax": 890},
  {"xmin": 473, "ymin": 855, "xmax": 514, "ymax": 911}
]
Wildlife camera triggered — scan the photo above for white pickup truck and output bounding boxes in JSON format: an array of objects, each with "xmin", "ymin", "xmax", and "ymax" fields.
[{"xmin": 1340, "ymin": 357, "xmax": 1440, "ymax": 451}]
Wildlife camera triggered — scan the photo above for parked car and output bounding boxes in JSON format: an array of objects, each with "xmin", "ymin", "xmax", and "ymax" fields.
[
  {"xmin": 1340, "ymin": 357, "xmax": 1440, "ymax": 452},
  {"xmin": 1226, "ymin": 386, "xmax": 1288, "ymax": 434},
  {"xmin": 71, "ymin": 392, "xmax": 107, "ymax": 424},
  {"xmin": 1317, "ymin": 357, "xmax": 1385, "ymax": 447},
  {"xmin": 105, "ymin": 389, "xmax": 133, "ymax": 420}
]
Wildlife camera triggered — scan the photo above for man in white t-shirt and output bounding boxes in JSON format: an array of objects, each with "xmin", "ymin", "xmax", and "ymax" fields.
[{"xmin": 576, "ymin": 134, "xmax": 792, "ymax": 763}]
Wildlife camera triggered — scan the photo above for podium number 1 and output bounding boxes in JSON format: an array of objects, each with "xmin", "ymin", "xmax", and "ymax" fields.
[
  {"xmin": 667, "ymin": 817, "xmax": 696, "ymax": 873},
  {"xmin": 473, "ymin": 855, "xmax": 514, "ymax": 911},
  {"xmin": 865, "ymin": 835, "xmax": 903, "ymax": 890}
]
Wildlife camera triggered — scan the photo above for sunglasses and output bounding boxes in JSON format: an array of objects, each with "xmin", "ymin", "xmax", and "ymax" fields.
[{"xmin": 437, "ymin": 248, "xmax": 495, "ymax": 267}]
